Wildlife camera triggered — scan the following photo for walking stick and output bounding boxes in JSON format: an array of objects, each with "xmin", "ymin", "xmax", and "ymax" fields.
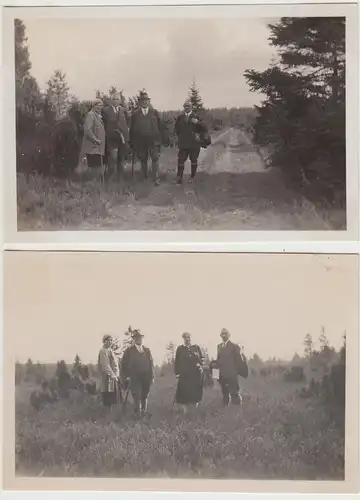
[
  {"xmin": 172, "ymin": 376, "xmax": 179, "ymax": 409},
  {"xmin": 100, "ymin": 153, "xmax": 105, "ymax": 186},
  {"xmin": 122, "ymin": 382, "xmax": 131, "ymax": 414},
  {"xmin": 131, "ymin": 149, "xmax": 135, "ymax": 180}
]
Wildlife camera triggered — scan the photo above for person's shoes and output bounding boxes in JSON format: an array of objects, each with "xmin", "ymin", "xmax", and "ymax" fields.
[
  {"xmin": 176, "ymin": 176, "xmax": 183, "ymax": 185},
  {"xmin": 188, "ymin": 176, "xmax": 195, "ymax": 184},
  {"xmin": 154, "ymin": 178, "xmax": 160, "ymax": 186}
]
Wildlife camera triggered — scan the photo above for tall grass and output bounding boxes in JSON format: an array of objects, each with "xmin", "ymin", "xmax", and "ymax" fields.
[{"xmin": 16, "ymin": 374, "xmax": 344, "ymax": 479}]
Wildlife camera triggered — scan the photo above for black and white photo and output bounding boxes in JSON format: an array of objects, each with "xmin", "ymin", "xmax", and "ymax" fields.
[
  {"xmin": 3, "ymin": 251, "xmax": 359, "ymax": 492},
  {"xmin": 2, "ymin": 4, "xmax": 358, "ymax": 243}
]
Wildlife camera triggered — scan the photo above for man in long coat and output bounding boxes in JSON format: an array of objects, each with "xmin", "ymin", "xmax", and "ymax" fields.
[
  {"xmin": 129, "ymin": 91, "xmax": 164, "ymax": 186},
  {"xmin": 121, "ymin": 329, "xmax": 155, "ymax": 419},
  {"xmin": 98, "ymin": 334, "xmax": 121, "ymax": 410},
  {"xmin": 215, "ymin": 328, "xmax": 248, "ymax": 407},
  {"xmin": 174, "ymin": 100, "xmax": 209, "ymax": 184},
  {"xmin": 101, "ymin": 92, "xmax": 129, "ymax": 181}
]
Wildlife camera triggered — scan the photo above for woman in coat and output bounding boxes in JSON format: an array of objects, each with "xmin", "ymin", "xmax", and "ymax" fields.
[
  {"xmin": 98, "ymin": 334, "xmax": 120, "ymax": 410},
  {"xmin": 174, "ymin": 332, "xmax": 205, "ymax": 413},
  {"xmin": 81, "ymin": 99, "xmax": 106, "ymax": 179}
]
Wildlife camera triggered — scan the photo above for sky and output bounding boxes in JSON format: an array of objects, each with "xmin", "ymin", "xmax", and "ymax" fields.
[
  {"xmin": 5, "ymin": 253, "xmax": 357, "ymax": 367},
  {"xmin": 22, "ymin": 17, "xmax": 279, "ymax": 110}
]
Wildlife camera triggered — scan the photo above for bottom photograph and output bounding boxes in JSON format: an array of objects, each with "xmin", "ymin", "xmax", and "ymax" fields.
[{"xmin": 3, "ymin": 251, "xmax": 359, "ymax": 492}]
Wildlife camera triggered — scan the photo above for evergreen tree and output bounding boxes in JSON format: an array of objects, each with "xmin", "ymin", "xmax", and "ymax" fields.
[
  {"xmin": 15, "ymin": 19, "xmax": 42, "ymax": 115},
  {"xmin": 73, "ymin": 354, "xmax": 81, "ymax": 373},
  {"xmin": 188, "ymin": 81, "xmax": 204, "ymax": 113},
  {"xmin": 319, "ymin": 327, "xmax": 329, "ymax": 350},
  {"xmin": 303, "ymin": 333, "xmax": 313, "ymax": 358},
  {"xmin": 244, "ymin": 17, "xmax": 345, "ymax": 203},
  {"xmin": 46, "ymin": 70, "xmax": 71, "ymax": 119},
  {"xmin": 165, "ymin": 342, "xmax": 176, "ymax": 364}
]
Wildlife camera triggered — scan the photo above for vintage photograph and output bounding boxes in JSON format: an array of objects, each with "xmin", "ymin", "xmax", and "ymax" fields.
[
  {"xmin": 6, "ymin": 5, "xmax": 357, "ymax": 235},
  {"xmin": 3, "ymin": 252, "xmax": 359, "ymax": 491}
]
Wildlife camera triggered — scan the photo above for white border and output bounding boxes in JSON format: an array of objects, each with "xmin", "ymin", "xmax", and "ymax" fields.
[{"xmin": 1, "ymin": 2, "xmax": 359, "ymax": 251}]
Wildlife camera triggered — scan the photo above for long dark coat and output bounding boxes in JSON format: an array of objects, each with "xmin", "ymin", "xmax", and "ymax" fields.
[
  {"xmin": 174, "ymin": 112, "xmax": 207, "ymax": 150},
  {"xmin": 174, "ymin": 344, "xmax": 205, "ymax": 405},
  {"xmin": 129, "ymin": 107, "xmax": 164, "ymax": 151}
]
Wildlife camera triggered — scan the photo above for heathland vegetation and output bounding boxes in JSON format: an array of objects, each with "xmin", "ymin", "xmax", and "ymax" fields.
[{"xmin": 15, "ymin": 330, "xmax": 346, "ymax": 478}]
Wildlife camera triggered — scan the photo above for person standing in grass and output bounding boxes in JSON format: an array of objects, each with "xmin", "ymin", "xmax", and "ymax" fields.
[
  {"xmin": 102, "ymin": 91, "xmax": 130, "ymax": 182},
  {"xmin": 174, "ymin": 100, "xmax": 209, "ymax": 185},
  {"xmin": 129, "ymin": 91, "xmax": 165, "ymax": 186},
  {"xmin": 98, "ymin": 334, "xmax": 120, "ymax": 411},
  {"xmin": 174, "ymin": 332, "xmax": 205, "ymax": 414},
  {"xmin": 215, "ymin": 328, "xmax": 248, "ymax": 407},
  {"xmin": 121, "ymin": 329, "xmax": 155, "ymax": 420},
  {"xmin": 81, "ymin": 99, "xmax": 106, "ymax": 181}
]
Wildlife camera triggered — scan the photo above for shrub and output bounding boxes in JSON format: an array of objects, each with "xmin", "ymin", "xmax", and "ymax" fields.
[{"xmin": 284, "ymin": 365, "xmax": 305, "ymax": 383}]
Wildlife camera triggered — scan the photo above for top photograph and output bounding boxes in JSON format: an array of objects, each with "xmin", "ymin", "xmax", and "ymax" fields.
[{"xmin": 2, "ymin": 3, "xmax": 359, "ymax": 246}]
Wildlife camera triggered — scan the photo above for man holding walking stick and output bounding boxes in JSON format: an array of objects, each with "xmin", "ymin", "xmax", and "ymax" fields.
[{"xmin": 121, "ymin": 329, "xmax": 155, "ymax": 420}]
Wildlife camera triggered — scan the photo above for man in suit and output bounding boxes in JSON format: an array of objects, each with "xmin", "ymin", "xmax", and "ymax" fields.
[
  {"xmin": 101, "ymin": 91, "xmax": 129, "ymax": 182},
  {"xmin": 129, "ymin": 91, "xmax": 164, "ymax": 186},
  {"xmin": 174, "ymin": 100, "xmax": 208, "ymax": 184},
  {"xmin": 216, "ymin": 328, "xmax": 248, "ymax": 407},
  {"xmin": 121, "ymin": 329, "xmax": 155, "ymax": 419}
]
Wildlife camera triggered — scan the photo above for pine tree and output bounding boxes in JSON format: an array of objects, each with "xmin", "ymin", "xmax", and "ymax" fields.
[
  {"xmin": 46, "ymin": 70, "xmax": 71, "ymax": 119},
  {"xmin": 303, "ymin": 333, "xmax": 313, "ymax": 358},
  {"xmin": 165, "ymin": 342, "xmax": 176, "ymax": 364},
  {"xmin": 73, "ymin": 354, "xmax": 81, "ymax": 374},
  {"xmin": 188, "ymin": 81, "xmax": 204, "ymax": 113},
  {"xmin": 244, "ymin": 17, "xmax": 345, "ymax": 201},
  {"xmin": 14, "ymin": 19, "xmax": 42, "ymax": 115},
  {"xmin": 319, "ymin": 327, "xmax": 329, "ymax": 350}
]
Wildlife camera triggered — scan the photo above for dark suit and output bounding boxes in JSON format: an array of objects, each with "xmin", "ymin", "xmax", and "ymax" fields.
[
  {"xmin": 121, "ymin": 344, "xmax": 154, "ymax": 417},
  {"xmin": 101, "ymin": 105, "xmax": 129, "ymax": 179},
  {"xmin": 216, "ymin": 340, "xmax": 248, "ymax": 406},
  {"xmin": 129, "ymin": 107, "xmax": 164, "ymax": 181},
  {"xmin": 174, "ymin": 112, "xmax": 207, "ymax": 180}
]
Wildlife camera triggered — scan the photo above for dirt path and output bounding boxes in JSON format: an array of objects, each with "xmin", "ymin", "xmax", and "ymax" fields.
[
  {"xmin": 18, "ymin": 128, "xmax": 341, "ymax": 230},
  {"xmin": 78, "ymin": 128, "xmax": 332, "ymax": 230}
]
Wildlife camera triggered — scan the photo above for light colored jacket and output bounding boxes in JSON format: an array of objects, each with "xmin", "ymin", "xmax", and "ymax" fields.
[
  {"xmin": 98, "ymin": 346, "xmax": 119, "ymax": 392},
  {"xmin": 82, "ymin": 110, "xmax": 106, "ymax": 155}
]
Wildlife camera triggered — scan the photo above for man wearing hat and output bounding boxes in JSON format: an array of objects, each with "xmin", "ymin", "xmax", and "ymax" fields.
[
  {"xmin": 121, "ymin": 329, "xmax": 155, "ymax": 419},
  {"xmin": 215, "ymin": 328, "xmax": 248, "ymax": 407},
  {"xmin": 101, "ymin": 91, "xmax": 130, "ymax": 182},
  {"xmin": 174, "ymin": 100, "xmax": 209, "ymax": 184},
  {"xmin": 98, "ymin": 334, "xmax": 121, "ymax": 410},
  {"xmin": 129, "ymin": 91, "xmax": 165, "ymax": 186}
]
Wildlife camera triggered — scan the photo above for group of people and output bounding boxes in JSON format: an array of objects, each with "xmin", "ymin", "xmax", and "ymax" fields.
[
  {"xmin": 97, "ymin": 327, "xmax": 248, "ymax": 420},
  {"xmin": 81, "ymin": 91, "xmax": 211, "ymax": 186}
]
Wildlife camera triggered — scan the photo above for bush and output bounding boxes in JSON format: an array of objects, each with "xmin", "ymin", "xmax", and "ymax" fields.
[{"xmin": 284, "ymin": 365, "xmax": 305, "ymax": 383}]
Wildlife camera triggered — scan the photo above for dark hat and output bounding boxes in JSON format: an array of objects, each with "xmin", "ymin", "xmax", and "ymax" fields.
[
  {"xmin": 139, "ymin": 91, "xmax": 150, "ymax": 101},
  {"xmin": 131, "ymin": 329, "xmax": 144, "ymax": 339}
]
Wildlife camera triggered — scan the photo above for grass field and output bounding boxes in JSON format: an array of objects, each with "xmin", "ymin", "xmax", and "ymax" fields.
[
  {"xmin": 15, "ymin": 372, "xmax": 345, "ymax": 479},
  {"xmin": 17, "ymin": 128, "xmax": 345, "ymax": 231}
]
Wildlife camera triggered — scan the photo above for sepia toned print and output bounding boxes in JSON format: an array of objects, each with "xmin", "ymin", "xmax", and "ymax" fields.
[
  {"xmin": 3, "ymin": 252, "xmax": 359, "ymax": 492},
  {"xmin": 5, "ymin": 4, "xmax": 358, "ymax": 238}
]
